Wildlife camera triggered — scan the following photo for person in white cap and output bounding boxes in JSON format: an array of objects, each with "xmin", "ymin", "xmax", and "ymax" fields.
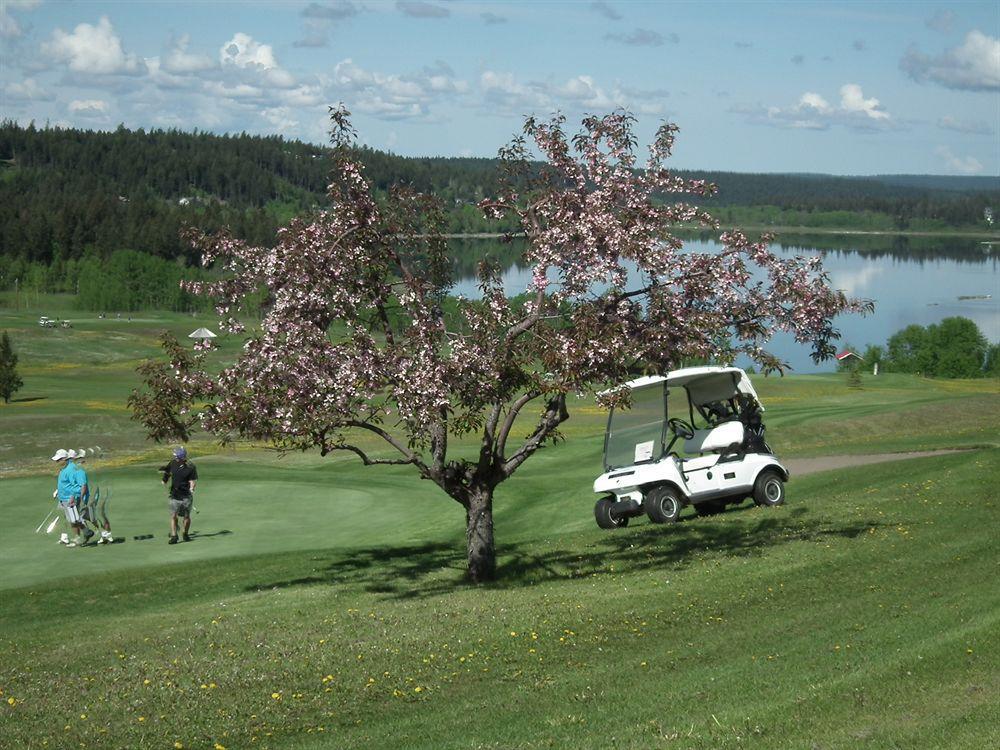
[{"xmin": 52, "ymin": 449, "xmax": 86, "ymax": 547}]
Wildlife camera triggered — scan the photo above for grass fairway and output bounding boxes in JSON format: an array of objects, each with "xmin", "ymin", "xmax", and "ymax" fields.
[
  {"xmin": 2, "ymin": 298, "xmax": 999, "ymax": 748},
  {"xmin": 2, "ymin": 454, "xmax": 998, "ymax": 749}
]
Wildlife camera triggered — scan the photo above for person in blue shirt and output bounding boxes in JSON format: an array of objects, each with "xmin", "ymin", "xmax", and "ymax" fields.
[{"xmin": 52, "ymin": 449, "xmax": 86, "ymax": 547}]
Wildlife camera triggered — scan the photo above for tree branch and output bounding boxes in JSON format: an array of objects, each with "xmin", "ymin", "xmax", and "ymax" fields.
[
  {"xmin": 479, "ymin": 401, "xmax": 503, "ymax": 474},
  {"xmin": 495, "ymin": 390, "xmax": 540, "ymax": 461},
  {"xmin": 327, "ymin": 443, "xmax": 418, "ymax": 467},
  {"xmin": 345, "ymin": 420, "xmax": 431, "ymax": 475},
  {"xmin": 430, "ymin": 407, "xmax": 448, "ymax": 477},
  {"xmin": 500, "ymin": 393, "xmax": 569, "ymax": 477}
]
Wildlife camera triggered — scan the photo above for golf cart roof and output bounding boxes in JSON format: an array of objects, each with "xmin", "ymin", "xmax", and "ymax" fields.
[{"xmin": 621, "ymin": 366, "xmax": 764, "ymax": 409}]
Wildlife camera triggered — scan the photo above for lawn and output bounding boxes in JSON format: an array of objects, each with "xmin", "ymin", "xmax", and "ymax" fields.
[{"xmin": 1, "ymin": 298, "xmax": 998, "ymax": 749}]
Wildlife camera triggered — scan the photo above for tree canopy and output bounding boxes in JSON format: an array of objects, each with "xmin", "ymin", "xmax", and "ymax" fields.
[
  {"xmin": 0, "ymin": 331, "xmax": 23, "ymax": 404},
  {"xmin": 881, "ymin": 317, "xmax": 992, "ymax": 378},
  {"xmin": 130, "ymin": 109, "xmax": 870, "ymax": 582}
]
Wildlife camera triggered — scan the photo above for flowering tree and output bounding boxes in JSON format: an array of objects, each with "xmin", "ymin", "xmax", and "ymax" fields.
[{"xmin": 129, "ymin": 108, "xmax": 868, "ymax": 582}]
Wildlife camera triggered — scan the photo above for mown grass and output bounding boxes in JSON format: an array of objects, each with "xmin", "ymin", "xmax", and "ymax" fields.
[
  {"xmin": 2, "ymin": 453, "xmax": 998, "ymax": 749},
  {"xmin": 2, "ymin": 299, "xmax": 999, "ymax": 748}
]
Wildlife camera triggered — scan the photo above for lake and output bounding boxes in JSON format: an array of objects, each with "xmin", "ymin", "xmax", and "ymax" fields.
[{"xmin": 450, "ymin": 234, "xmax": 999, "ymax": 374}]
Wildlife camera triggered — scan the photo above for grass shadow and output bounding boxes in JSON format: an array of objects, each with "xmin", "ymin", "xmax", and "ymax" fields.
[
  {"xmin": 246, "ymin": 508, "xmax": 884, "ymax": 601},
  {"xmin": 10, "ymin": 396, "xmax": 47, "ymax": 403},
  {"xmin": 189, "ymin": 529, "xmax": 233, "ymax": 539}
]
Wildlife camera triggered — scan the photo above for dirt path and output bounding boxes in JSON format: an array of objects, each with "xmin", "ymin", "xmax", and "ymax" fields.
[{"xmin": 786, "ymin": 450, "xmax": 969, "ymax": 477}]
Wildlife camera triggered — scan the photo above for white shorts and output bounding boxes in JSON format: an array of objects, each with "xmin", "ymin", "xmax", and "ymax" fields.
[{"xmin": 60, "ymin": 501, "xmax": 81, "ymax": 525}]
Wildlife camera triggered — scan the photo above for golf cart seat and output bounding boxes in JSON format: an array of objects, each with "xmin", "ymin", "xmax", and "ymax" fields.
[{"xmin": 684, "ymin": 421, "xmax": 745, "ymax": 455}]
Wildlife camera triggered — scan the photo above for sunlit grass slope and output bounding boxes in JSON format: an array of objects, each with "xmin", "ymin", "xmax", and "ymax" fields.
[
  {"xmin": 2, "ymin": 453, "xmax": 997, "ymax": 749},
  {"xmin": 1, "ymin": 298, "xmax": 999, "ymax": 748}
]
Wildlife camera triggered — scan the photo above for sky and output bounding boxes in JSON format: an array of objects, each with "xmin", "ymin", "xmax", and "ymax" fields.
[{"xmin": 2, "ymin": 0, "xmax": 998, "ymax": 175}]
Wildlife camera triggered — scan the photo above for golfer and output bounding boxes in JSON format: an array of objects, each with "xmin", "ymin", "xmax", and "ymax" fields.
[
  {"xmin": 52, "ymin": 449, "xmax": 86, "ymax": 547},
  {"xmin": 75, "ymin": 449, "xmax": 113, "ymax": 544},
  {"xmin": 69, "ymin": 449, "xmax": 96, "ymax": 544},
  {"xmin": 160, "ymin": 446, "xmax": 198, "ymax": 544}
]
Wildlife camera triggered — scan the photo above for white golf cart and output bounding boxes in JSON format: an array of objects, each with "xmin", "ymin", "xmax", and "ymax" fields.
[{"xmin": 593, "ymin": 366, "xmax": 788, "ymax": 529}]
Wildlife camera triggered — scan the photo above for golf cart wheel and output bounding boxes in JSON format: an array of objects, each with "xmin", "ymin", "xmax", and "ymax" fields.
[
  {"xmin": 753, "ymin": 470, "xmax": 786, "ymax": 507},
  {"xmin": 594, "ymin": 497, "xmax": 629, "ymax": 529},
  {"xmin": 645, "ymin": 486, "xmax": 682, "ymax": 524}
]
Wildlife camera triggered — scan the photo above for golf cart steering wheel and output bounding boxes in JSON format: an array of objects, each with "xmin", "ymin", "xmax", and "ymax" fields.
[{"xmin": 668, "ymin": 417, "xmax": 695, "ymax": 440}]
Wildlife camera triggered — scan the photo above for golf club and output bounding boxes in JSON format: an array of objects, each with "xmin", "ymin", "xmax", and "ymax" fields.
[
  {"xmin": 46, "ymin": 515, "xmax": 60, "ymax": 534},
  {"xmin": 35, "ymin": 507, "xmax": 56, "ymax": 533}
]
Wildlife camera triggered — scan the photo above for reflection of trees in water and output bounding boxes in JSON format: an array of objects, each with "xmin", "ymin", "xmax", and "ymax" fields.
[
  {"xmin": 449, "ymin": 237, "xmax": 527, "ymax": 278},
  {"xmin": 677, "ymin": 230, "xmax": 998, "ymax": 266},
  {"xmin": 450, "ymin": 233, "xmax": 997, "ymax": 283},
  {"xmin": 774, "ymin": 233, "xmax": 995, "ymax": 266}
]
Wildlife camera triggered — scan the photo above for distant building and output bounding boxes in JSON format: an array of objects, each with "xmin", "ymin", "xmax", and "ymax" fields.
[{"xmin": 836, "ymin": 350, "xmax": 863, "ymax": 363}]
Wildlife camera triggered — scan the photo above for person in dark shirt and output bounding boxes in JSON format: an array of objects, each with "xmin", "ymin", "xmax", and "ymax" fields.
[{"xmin": 159, "ymin": 446, "xmax": 198, "ymax": 544}]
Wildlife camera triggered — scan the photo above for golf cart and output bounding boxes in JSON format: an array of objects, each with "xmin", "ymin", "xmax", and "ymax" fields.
[{"xmin": 593, "ymin": 366, "xmax": 788, "ymax": 529}]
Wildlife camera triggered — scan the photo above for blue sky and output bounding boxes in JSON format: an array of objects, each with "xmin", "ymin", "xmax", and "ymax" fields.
[{"xmin": 2, "ymin": 0, "xmax": 998, "ymax": 175}]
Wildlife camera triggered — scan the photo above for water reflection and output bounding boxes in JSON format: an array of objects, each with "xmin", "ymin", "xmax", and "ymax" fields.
[{"xmin": 449, "ymin": 234, "xmax": 999, "ymax": 374}]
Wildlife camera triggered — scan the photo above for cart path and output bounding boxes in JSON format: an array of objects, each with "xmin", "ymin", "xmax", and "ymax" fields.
[{"xmin": 786, "ymin": 449, "xmax": 970, "ymax": 478}]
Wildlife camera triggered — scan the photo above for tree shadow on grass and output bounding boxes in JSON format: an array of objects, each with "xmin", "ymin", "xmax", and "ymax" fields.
[
  {"xmin": 10, "ymin": 396, "xmax": 46, "ymax": 403},
  {"xmin": 246, "ymin": 507, "xmax": 884, "ymax": 601}
]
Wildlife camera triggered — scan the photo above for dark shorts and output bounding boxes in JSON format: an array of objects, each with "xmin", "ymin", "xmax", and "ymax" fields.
[{"xmin": 169, "ymin": 494, "xmax": 193, "ymax": 517}]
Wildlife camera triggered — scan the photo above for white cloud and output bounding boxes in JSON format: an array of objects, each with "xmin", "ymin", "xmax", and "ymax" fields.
[
  {"xmin": 163, "ymin": 34, "xmax": 215, "ymax": 75},
  {"xmin": 0, "ymin": 0, "xmax": 40, "ymax": 38},
  {"xmin": 839, "ymin": 83, "xmax": 889, "ymax": 120},
  {"xmin": 0, "ymin": 11, "xmax": 22, "ymax": 38},
  {"xmin": 220, "ymin": 32, "xmax": 296, "ymax": 88},
  {"xmin": 145, "ymin": 57, "xmax": 200, "ymax": 91},
  {"xmin": 332, "ymin": 58, "xmax": 465, "ymax": 120},
  {"xmin": 479, "ymin": 70, "xmax": 669, "ymax": 117},
  {"xmin": 480, "ymin": 70, "xmax": 551, "ymax": 111},
  {"xmin": 68, "ymin": 99, "xmax": 109, "ymax": 115},
  {"xmin": 5, "ymin": 77, "xmax": 54, "ymax": 101},
  {"xmin": 281, "ymin": 84, "xmax": 325, "ymax": 107},
  {"xmin": 799, "ymin": 92, "xmax": 832, "ymax": 113},
  {"xmin": 204, "ymin": 80, "xmax": 264, "ymax": 100},
  {"xmin": 901, "ymin": 30, "xmax": 1000, "ymax": 91},
  {"xmin": 736, "ymin": 83, "xmax": 892, "ymax": 131},
  {"xmin": 261, "ymin": 106, "xmax": 299, "ymax": 132},
  {"xmin": 935, "ymin": 146, "xmax": 984, "ymax": 175},
  {"xmin": 937, "ymin": 115, "xmax": 993, "ymax": 135},
  {"xmin": 42, "ymin": 16, "xmax": 146, "ymax": 75}
]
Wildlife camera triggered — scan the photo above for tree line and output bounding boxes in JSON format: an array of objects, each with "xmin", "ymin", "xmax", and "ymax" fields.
[
  {"xmin": 1, "ymin": 120, "xmax": 997, "ymax": 301},
  {"xmin": 843, "ymin": 317, "xmax": 999, "ymax": 379}
]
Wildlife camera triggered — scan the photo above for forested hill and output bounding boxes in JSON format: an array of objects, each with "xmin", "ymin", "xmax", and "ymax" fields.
[{"xmin": 2, "ymin": 121, "xmax": 998, "ymax": 272}]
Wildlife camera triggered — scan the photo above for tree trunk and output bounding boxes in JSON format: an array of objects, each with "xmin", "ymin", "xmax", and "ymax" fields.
[{"xmin": 465, "ymin": 484, "xmax": 496, "ymax": 583}]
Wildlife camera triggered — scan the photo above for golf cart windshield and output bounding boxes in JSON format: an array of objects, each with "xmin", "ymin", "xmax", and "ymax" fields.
[
  {"xmin": 601, "ymin": 367, "xmax": 765, "ymax": 470},
  {"xmin": 604, "ymin": 381, "xmax": 667, "ymax": 470}
]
